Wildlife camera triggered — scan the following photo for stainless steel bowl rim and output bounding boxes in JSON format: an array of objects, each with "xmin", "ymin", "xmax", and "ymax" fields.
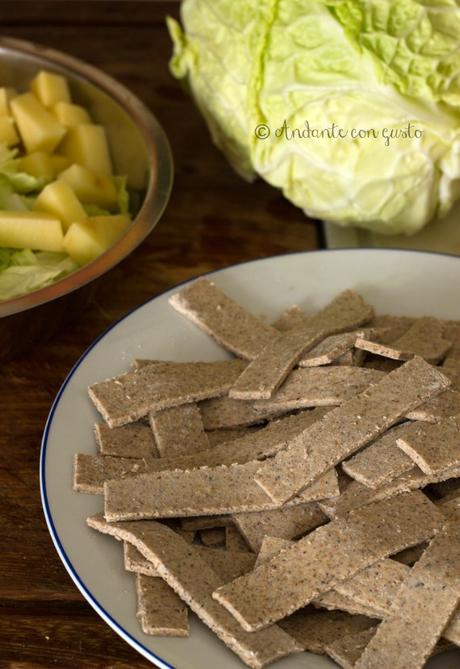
[{"xmin": 0, "ymin": 36, "xmax": 173, "ymax": 318}]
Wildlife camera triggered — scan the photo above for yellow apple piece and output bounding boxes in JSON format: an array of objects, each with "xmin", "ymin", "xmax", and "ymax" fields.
[
  {"xmin": 30, "ymin": 70, "xmax": 71, "ymax": 107},
  {"xmin": 50, "ymin": 154, "xmax": 71, "ymax": 174},
  {"xmin": 0, "ymin": 211, "xmax": 64, "ymax": 251},
  {"xmin": 58, "ymin": 163, "xmax": 118, "ymax": 209},
  {"xmin": 19, "ymin": 152, "xmax": 55, "ymax": 180},
  {"xmin": 0, "ymin": 116, "xmax": 19, "ymax": 146},
  {"xmin": 52, "ymin": 101, "xmax": 91, "ymax": 127},
  {"xmin": 34, "ymin": 180, "xmax": 86, "ymax": 231},
  {"xmin": 59, "ymin": 124, "xmax": 113, "ymax": 176},
  {"xmin": 0, "ymin": 87, "xmax": 17, "ymax": 115},
  {"xmin": 64, "ymin": 214, "xmax": 131, "ymax": 265},
  {"xmin": 10, "ymin": 93, "xmax": 66, "ymax": 153}
]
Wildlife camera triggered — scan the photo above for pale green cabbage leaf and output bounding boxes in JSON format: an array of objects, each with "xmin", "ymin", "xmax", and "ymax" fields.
[
  {"xmin": 168, "ymin": 0, "xmax": 460, "ymax": 234},
  {"xmin": 0, "ymin": 251, "xmax": 78, "ymax": 302},
  {"xmin": 0, "ymin": 144, "xmax": 46, "ymax": 194},
  {"xmin": 112, "ymin": 175, "xmax": 130, "ymax": 214},
  {"xmin": 83, "ymin": 203, "xmax": 111, "ymax": 217}
]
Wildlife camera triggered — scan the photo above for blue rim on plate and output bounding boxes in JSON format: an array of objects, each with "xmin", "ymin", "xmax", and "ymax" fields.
[
  {"xmin": 40, "ymin": 325, "xmax": 175, "ymax": 669},
  {"xmin": 39, "ymin": 247, "xmax": 460, "ymax": 669}
]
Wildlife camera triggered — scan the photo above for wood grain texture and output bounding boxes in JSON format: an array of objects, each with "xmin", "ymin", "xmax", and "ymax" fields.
[{"xmin": 0, "ymin": 1, "xmax": 319, "ymax": 666}]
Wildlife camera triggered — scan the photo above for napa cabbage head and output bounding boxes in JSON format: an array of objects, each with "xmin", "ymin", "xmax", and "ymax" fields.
[{"xmin": 167, "ymin": 0, "xmax": 460, "ymax": 235}]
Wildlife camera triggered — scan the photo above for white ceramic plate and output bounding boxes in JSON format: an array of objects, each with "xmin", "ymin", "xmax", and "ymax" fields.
[{"xmin": 41, "ymin": 249, "xmax": 460, "ymax": 669}]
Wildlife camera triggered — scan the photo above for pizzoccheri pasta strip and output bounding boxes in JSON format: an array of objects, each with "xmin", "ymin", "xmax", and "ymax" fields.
[
  {"xmin": 87, "ymin": 515, "xmax": 302, "ymax": 669},
  {"xmin": 254, "ymin": 357, "xmax": 450, "ymax": 505},
  {"xmin": 230, "ymin": 290, "xmax": 374, "ymax": 400},
  {"xmin": 212, "ymin": 492, "xmax": 443, "ymax": 631}
]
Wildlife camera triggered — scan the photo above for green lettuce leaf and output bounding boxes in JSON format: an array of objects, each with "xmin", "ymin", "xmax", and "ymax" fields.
[
  {"xmin": 168, "ymin": 0, "xmax": 460, "ymax": 235},
  {"xmin": 0, "ymin": 248, "xmax": 14, "ymax": 270},
  {"xmin": 6, "ymin": 169, "xmax": 46, "ymax": 194},
  {"xmin": 10, "ymin": 249, "xmax": 37, "ymax": 266},
  {"xmin": 21, "ymin": 195, "xmax": 37, "ymax": 210},
  {"xmin": 0, "ymin": 143, "xmax": 46, "ymax": 194},
  {"xmin": 0, "ymin": 174, "xmax": 30, "ymax": 210},
  {"xmin": 83, "ymin": 203, "xmax": 111, "ymax": 217},
  {"xmin": 0, "ymin": 251, "xmax": 78, "ymax": 302},
  {"xmin": 112, "ymin": 175, "xmax": 130, "ymax": 214}
]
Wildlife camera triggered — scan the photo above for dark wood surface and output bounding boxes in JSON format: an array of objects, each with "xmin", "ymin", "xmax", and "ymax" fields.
[{"xmin": 0, "ymin": 2, "xmax": 320, "ymax": 667}]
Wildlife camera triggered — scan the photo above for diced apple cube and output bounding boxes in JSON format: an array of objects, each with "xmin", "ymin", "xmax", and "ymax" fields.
[
  {"xmin": 58, "ymin": 163, "xmax": 118, "ymax": 209},
  {"xmin": 50, "ymin": 154, "xmax": 71, "ymax": 174},
  {"xmin": 64, "ymin": 214, "xmax": 131, "ymax": 265},
  {"xmin": 0, "ymin": 211, "xmax": 64, "ymax": 251},
  {"xmin": 19, "ymin": 152, "xmax": 55, "ymax": 180},
  {"xmin": 0, "ymin": 116, "xmax": 19, "ymax": 146},
  {"xmin": 59, "ymin": 124, "xmax": 112, "ymax": 175},
  {"xmin": 10, "ymin": 93, "xmax": 66, "ymax": 153},
  {"xmin": 52, "ymin": 101, "xmax": 91, "ymax": 127},
  {"xmin": 0, "ymin": 87, "xmax": 16, "ymax": 115},
  {"xmin": 34, "ymin": 180, "xmax": 86, "ymax": 231},
  {"xmin": 30, "ymin": 70, "xmax": 71, "ymax": 107}
]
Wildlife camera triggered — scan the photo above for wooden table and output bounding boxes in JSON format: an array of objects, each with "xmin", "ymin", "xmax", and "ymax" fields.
[{"xmin": 0, "ymin": 2, "xmax": 320, "ymax": 667}]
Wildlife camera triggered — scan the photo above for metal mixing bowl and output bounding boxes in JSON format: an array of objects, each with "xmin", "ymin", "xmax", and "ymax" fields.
[{"xmin": 0, "ymin": 37, "xmax": 173, "ymax": 358}]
